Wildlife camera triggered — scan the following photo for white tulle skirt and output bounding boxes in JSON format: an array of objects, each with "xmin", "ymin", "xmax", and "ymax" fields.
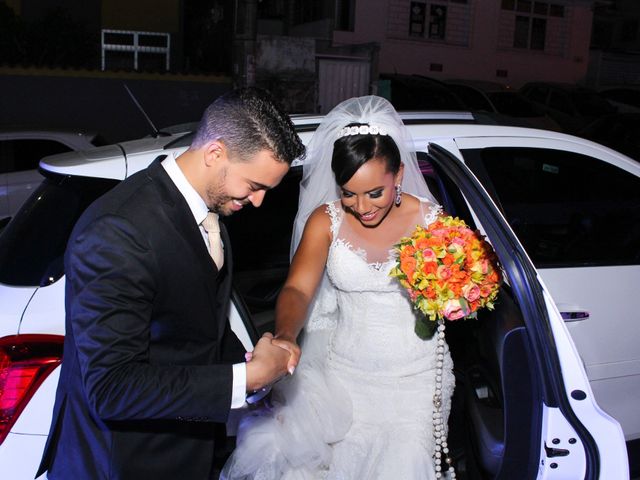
[{"xmin": 221, "ymin": 328, "xmax": 453, "ymax": 480}]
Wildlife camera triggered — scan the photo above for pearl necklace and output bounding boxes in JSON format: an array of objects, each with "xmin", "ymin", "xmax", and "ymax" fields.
[{"xmin": 433, "ymin": 320, "xmax": 456, "ymax": 479}]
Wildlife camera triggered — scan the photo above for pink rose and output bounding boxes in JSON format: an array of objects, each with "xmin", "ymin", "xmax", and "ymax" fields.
[
  {"xmin": 462, "ymin": 284, "xmax": 481, "ymax": 302},
  {"xmin": 422, "ymin": 248, "xmax": 437, "ymax": 261},
  {"xmin": 443, "ymin": 299, "xmax": 467, "ymax": 320},
  {"xmin": 437, "ymin": 265, "xmax": 452, "ymax": 280}
]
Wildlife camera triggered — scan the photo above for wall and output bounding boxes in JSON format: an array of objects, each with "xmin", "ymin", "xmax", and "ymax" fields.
[
  {"xmin": 101, "ymin": 0, "xmax": 181, "ymax": 32},
  {"xmin": 255, "ymin": 35, "xmax": 316, "ymax": 113},
  {"xmin": 0, "ymin": 68, "xmax": 232, "ymax": 143},
  {"xmin": 333, "ymin": 0, "xmax": 593, "ymax": 87}
]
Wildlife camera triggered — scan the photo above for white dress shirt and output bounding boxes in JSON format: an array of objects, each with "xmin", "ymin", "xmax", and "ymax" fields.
[{"xmin": 162, "ymin": 154, "xmax": 247, "ymax": 408}]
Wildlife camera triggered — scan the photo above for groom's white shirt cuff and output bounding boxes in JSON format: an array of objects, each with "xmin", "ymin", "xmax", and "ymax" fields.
[
  {"xmin": 231, "ymin": 364, "xmax": 247, "ymax": 408},
  {"xmin": 161, "ymin": 155, "xmax": 247, "ymax": 409}
]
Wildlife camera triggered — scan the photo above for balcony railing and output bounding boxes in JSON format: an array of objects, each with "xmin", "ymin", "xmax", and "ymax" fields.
[{"xmin": 101, "ymin": 29, "xmax": 171, "ymax": 71}]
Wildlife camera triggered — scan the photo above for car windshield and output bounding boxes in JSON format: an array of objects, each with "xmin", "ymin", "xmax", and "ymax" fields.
[{"xmin": 0, "ymin": 173, "xmax": 117, "ymax": 287}]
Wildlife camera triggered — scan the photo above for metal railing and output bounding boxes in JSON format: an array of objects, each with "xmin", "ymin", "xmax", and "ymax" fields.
[{"xmin": 101, "ymin": 29, "xmax": 171, "ymax": 71}]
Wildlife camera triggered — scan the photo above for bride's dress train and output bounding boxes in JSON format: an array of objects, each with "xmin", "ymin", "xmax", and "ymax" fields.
[{"xmin": 222, "ymin": 201, "xmax": 455, "ymax": 479}]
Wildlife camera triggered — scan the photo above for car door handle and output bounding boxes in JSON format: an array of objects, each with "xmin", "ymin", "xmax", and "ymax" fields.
[{"xmin": 560, "ymin": 310, "xmax": 590, "ymax": 322}]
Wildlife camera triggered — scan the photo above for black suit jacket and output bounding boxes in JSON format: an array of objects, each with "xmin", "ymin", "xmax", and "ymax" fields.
[{"xmin": 37, "ymin": 159, "xmax": 243, "ymax": 479}]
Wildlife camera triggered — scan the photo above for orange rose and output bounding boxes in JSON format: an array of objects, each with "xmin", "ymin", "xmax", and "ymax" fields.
[
  {"xmin": 422, "ymin": 261, "xmax": 438, "ymax": 277},
  {"xmin": 400, "ymin": 255, "xmax": 417, "ymax": 282}
]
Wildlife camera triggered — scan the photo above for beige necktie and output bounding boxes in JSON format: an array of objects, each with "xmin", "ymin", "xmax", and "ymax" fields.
[{"xmin": 202, "ymin": 212, "xmax": 224, "ymax": 269}]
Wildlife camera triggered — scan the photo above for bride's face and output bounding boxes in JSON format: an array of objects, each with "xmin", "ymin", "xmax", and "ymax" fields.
[{"xmin": 340, "ymin": 157, "xmax": 402, "ymax": 228}]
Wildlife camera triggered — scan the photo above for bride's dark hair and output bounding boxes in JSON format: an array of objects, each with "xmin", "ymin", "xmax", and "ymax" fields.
[{"xmin": 331, "ymin": 123, "xmax": 401, "ymax": 186}]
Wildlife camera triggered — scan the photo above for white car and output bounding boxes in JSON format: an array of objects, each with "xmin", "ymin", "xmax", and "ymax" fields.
[
  {"xmin": 0, "ymin": 113, "xmax": 636, "ymax": 479},
  {"xmin": 0, "ymin": 128, "xmax": 103, "ymax": 222}
]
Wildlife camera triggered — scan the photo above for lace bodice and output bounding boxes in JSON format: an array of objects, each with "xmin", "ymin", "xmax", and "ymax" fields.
[{"xmin": 309, "ymin": 200, "xmax": 443, "ymax": 376}]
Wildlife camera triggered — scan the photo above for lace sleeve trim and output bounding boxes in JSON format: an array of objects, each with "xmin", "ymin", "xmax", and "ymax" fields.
[{"xmin": 423, "ymin": 202, "xmax": 443, "ymax": 227}]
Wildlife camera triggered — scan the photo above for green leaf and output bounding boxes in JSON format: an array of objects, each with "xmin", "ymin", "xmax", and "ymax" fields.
[{"xmin": 415, "ymin": 317, "xmax": 437, "ymax": 340}]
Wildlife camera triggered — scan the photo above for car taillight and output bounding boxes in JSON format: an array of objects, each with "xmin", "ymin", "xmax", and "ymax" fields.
[{"xmin": 0, "ymin": 334, "xmax": 63, "ymax": 445}]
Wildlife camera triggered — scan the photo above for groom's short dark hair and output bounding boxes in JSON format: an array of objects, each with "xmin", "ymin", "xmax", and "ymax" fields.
[{"xmin": 191, "ymin": 87, "xmax": 305, "ymax": 165}]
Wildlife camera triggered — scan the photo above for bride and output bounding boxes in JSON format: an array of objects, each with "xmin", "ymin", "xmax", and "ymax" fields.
[{"xmin": 222, "ymin": 96, "xmax": 456, "ymax": 479}]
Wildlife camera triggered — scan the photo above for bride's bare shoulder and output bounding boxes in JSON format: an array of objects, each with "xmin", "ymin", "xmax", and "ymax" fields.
[
  {"xmin": 304, "ymin": 203, "xmax": 334, "ymax": 234},
  {"xmin": 399, "ymin": 193, "xmax": 424, "ymax": 215}
]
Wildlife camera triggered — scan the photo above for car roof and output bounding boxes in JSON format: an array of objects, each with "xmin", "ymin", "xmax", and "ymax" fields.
[
  {"xmin": 0, "ymin": 127, "xmax": 101, "ymax": 149},
  {"xmin": 444, "ymin": 79, "xmax": 510, "ymax": 93},
  {"xmin": 521, "ymin": 81, "xmax": 601, "ymax": 93},
  {"xmin": 42, "ymin": 114, "xmax": 635, "ymax": 179}
]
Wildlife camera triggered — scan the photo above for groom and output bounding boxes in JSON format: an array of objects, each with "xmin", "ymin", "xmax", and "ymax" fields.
[{"xmin": 37, "ymin": 88, "xmax": 305, "ymax": 479}]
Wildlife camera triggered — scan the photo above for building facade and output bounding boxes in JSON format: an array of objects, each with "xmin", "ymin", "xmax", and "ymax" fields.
[{"xmin": 328, "ymin": 0, "xmax": 594, "ymax": 88}]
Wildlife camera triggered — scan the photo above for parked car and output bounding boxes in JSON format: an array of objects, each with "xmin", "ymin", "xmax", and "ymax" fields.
[
  {"xmin": 444, "ymin": 79, "xmax": 561, "ymax": 131},
  {"xmin": 598, "ymin": 86, "xmax": 640, "ymax": 113},
  {"xmin": 1, "ymin": 113, "xmax": 636, "ymax": 479},
  {"xmin": 379, "ymin": 74, "xmax": 467, "ymax": 111},
  {"xmin": 0, "ymin": 128, "xmax": 105, "ymax": 221},
  {"xmin": 578, "ymin": 112, "xmax": 640, "ymax": 162},
  {"xmin": 520, "ymin": 82, "xmax": 617, "ymax": 134}
]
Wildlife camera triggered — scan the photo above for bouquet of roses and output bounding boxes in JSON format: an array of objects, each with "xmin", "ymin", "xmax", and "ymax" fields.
[{"xmin": 390, "ymin": 215, "xmax": 501, "ymax": 339}]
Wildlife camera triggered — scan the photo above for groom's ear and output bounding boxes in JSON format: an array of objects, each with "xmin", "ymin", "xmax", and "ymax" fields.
[{"xmin": 204, "ymin": 141, "xmax": 228, "ymax": 167}]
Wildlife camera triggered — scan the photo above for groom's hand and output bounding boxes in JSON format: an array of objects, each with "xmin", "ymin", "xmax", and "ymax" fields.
[
  {"xmin": 245, "ymin": 332, "xmax": 289, "ymax": 391},
  {"xmin": 271, "ymin": 335, "xmax": 301, "ymax": 375}
]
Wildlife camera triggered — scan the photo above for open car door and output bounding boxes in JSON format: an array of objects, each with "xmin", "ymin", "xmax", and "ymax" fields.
[{"xmin": 421, "ymin": 141, "xmax": 627, "ymax": 479}]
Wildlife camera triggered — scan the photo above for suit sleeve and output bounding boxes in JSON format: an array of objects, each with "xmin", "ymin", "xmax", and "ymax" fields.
[{"xmin": 66, "ymin": 214, "xmax": 234, "ymax": 423}]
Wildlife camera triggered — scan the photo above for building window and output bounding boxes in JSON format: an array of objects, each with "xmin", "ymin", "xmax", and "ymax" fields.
[
  {"xmin": 620, "ymin": 19, "xmax": 639, "ymax": 43},
  {"xmin": 293, "ymin": 0, "xmax": 326, "ymax": 25},
  {"xmin": 428, "ymin": 5, "xmax": 447, "ymax": 40},
  {"xmin": 335, "ymin": 0, "xmax": 355, "ymax": 31},
  {"xmin": 409, "ymin": 2, "xmax": 449, "ymax": 40},
  {"xmin": 410, "ymin": 2, "xmax": 426, "ymax": 37},
  {"xmin": 514, "ymin": 16, "xmax": 546, "ymax": 50},
  {"xmin": 502, "ymin": 0, "xmax": 564, "ymax": 51}
]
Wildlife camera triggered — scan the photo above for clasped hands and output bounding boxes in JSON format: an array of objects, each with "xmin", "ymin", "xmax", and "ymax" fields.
[{"xmin": 244, "ymin": 332, "xmax": 300, "ymax": 392}]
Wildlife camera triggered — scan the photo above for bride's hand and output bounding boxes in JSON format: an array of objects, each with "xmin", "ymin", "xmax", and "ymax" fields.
[{"xmin": 271, "ymin": 335, "xmax": 301, "ymax": 375}]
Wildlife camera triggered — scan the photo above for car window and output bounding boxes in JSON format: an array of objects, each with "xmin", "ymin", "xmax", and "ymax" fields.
[
  {"xmin": 447, "ymin": 85, "xmax": 493, "ymax": 111},
  {"xmin": 600, "ymin": 88, "xmax": 640, "ymax": 107},
  {"xmin": 522, "ymin": 85, "xmax": 548, "ymax": 104},
  {"xmin": 462, "ymin": 147, "xmax": 640, "ymax": 268},
  {"xmin": 548, "ymin": 91, "xmax": 574, "ymax": 115},
  {"xmin": 570, "ymin": 90, "xmax": 616, "ymax": 117},
  {"xmin": 0, "ymin": 174, "xmax": 117, "ymax": 286},
  {"xmin": 0, "ymin": 139, "xmax": 72, "ymax": 174},
  {"xmin": 384, "ymin": 77, "xmax": 466, "ymax": 110},
  {"xmin": 487, "ymin": 92, "xmax": 538, "ymax": 117}
]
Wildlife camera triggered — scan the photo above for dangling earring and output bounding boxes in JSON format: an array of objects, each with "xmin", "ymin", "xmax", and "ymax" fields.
[{"xmin": 395, "ymin": 184, "xmax": 402, "ymax": 206}]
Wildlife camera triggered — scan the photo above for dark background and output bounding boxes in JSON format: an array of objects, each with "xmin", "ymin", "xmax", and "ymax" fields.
[{"xmin": 0, "ymin": 72, "xmax": 231, "ymax": 143}]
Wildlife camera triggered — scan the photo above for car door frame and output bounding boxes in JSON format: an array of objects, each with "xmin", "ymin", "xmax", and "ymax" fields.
[
  {"xmin": 424, "ymin": 141, "xmax": 628, "ymax": 479},
  {"xmin": 452, "ymin": 134, "xmax": 640, "ymax": 444}
]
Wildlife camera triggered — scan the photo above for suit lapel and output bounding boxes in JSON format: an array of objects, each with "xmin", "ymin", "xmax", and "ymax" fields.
[
  {"xmin": 146, "ymin": 159, "xmax": 220, "ymax": 307},
  {"xmin": 216, "ymin": 223, "xmax": 233, "ymax": 344}
]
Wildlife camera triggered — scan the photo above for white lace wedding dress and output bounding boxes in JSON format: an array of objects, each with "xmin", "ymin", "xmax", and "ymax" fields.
[{"xmin": 222, "ymin": 200, "xmax": 455, "ymax": 480}]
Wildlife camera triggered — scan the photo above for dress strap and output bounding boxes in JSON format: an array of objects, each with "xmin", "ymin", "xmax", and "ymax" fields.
[{"xmin": 326, "ymin": 201, "xmax": 343, "ymax": 239}]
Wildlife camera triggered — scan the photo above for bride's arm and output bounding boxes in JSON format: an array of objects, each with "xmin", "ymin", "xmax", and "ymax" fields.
[{"xmin": 271, "ymin": 206, "xmax": 332, "ymax": 373}]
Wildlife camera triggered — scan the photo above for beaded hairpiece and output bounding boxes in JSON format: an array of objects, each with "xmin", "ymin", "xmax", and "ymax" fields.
[{"xmin": 337, "ymin": 124, "xmax": 389, "ymax": 137}]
